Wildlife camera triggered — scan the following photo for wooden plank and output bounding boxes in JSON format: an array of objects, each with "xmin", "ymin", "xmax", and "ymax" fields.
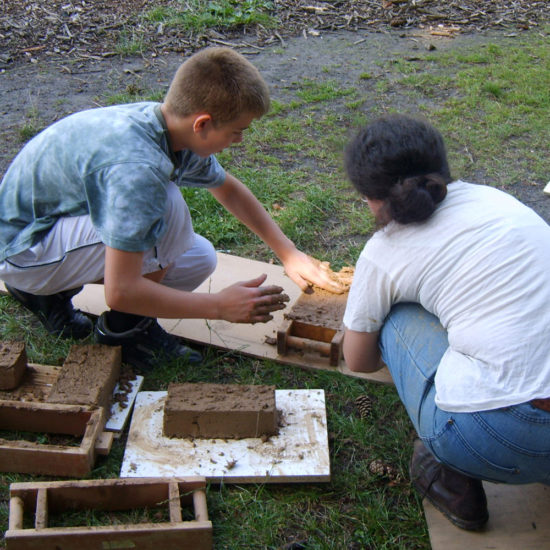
[
  {"xmin": 94, "ymin": 430, "xmax": 114, "ymax": 456},
  {"xmin": 0, "ymin": 404, "xmax": 104, "ymax": 477},
  {"xmin": 10, "ymin": 477, "xmax": 208, "ymax": 512},
  {"xmin": 8, "ymin": 497, "xmax": 23, "ymax": 530},
  {"xmin": 193, "ymin": 490, "xmax": 209, "ymax": 522},
  {"xmin": 0, "ymin": 361, "xmax": 142, "ymax": 439},
  {"xmin": 5, "ymin": 522, "xmax": 213, "ymax": 550},
  {"xmin": 121, "ymin": 390, "xmax": 331, "ymax": 483},
  {"xmin": 0, "ymin": 400, "xmax": 95, "ymax": 435},
  {"xmin": 168, "ymin": 481, "xmax": 182, "ymax": 523},
  {"xmin": 35, "ymin": 489, "xmax": 48, "ymax": 530},
  {"xmin": 105, "ymin": 374, "xmax": 144, "ymax": 434},
  {"xmin": 6, "ymin": 478, "xmax": 213, "ymax": 550},
  {"xmin": 425, "ymin": 482, "xmax": 550, "ymax": 550},
  {"xmin": 0, "ymin": 443, "xmax": 90, "ymax": 477}
]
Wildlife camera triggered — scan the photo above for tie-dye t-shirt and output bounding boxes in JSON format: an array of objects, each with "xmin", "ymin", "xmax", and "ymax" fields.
[{"xmin": 0, "ymin": 102, "xmax": 225, "ymax": 261}]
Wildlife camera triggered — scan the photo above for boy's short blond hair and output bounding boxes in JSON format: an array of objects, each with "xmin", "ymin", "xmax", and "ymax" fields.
[{"xmin": 164, "ymin": 47, "xmax": 270, "ymax": 124}]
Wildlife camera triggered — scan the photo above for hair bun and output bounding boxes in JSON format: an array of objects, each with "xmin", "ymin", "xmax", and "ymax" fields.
[{"xmin": 389, "ymin": 173, "xmax": 447, "ymax": 224}]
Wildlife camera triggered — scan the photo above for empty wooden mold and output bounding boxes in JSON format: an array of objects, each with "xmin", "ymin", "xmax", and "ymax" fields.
[
  {"xmin": 0, "ymin": 400, "xmax": 112, "ymax": 477},
  {"xmin": 5, "ymin": 477, "xmax": 212, "ymax": 550}
]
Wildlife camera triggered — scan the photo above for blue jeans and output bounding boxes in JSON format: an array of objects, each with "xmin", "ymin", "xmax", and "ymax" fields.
[{"xmin": 379, "ymin": 303, "xmax": 550, "ymax": 485}]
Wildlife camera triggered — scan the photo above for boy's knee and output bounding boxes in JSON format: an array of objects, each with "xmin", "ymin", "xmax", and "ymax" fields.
[{"xmin": 162, "ymin": 236, "xmax": 217, "ymax": 291}]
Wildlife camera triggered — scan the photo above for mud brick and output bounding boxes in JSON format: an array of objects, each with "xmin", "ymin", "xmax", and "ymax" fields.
[
  {"xmin": 47, "ymin": 344, "xmax": 121, "ymax": 410},
  {"xmin": 163, "ymin": 382, "xmax": 278, "ymax": 439},
  {"xmin": 0, "ymin": 341, "xmax": 27, "ymax": 390}
]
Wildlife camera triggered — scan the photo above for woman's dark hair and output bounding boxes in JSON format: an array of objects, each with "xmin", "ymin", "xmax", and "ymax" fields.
[{"xmin": 344, "ymin": 114, "xmax": 451, "ymax": 224}]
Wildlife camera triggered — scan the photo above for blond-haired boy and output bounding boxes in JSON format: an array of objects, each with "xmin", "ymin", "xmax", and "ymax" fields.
[{"xmin": 0, "ymin": 47, "xmax": 342, "ymax": 369}]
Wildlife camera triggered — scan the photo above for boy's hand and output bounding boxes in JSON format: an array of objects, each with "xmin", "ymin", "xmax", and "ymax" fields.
[
  {"xmin": 217, "ymin": 274, "xmax": 290, "ymax": 323},
  {"xmin": 282, "ymin": 250, "xmax": 346, "ymax": 294}
]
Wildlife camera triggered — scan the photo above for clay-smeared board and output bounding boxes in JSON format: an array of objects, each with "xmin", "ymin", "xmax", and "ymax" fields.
[
  {"xmin": 425, "ymin": 482, "xmax": 550, "ymax": 550},
  {"xmin": 105, "ymin": 375, "xmax": 144, "ymax": 435},
  {"xmin": 0, "ymin": 254, "xmax": 391, "ymax": 383},
  {"xmin": 120, "ymin": 389, "xmax": 330, "ymax": 483}
]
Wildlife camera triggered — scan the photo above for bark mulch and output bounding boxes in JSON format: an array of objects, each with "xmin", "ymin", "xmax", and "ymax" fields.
[{"xmin": 1, "ymin": 0, "xmax": 548, "ymax": 67}]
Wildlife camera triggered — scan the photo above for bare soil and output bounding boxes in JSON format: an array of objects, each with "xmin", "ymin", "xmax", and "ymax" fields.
[{"xmin": 1, "ymin": 1, "xmax": 549, "ymax": 220}]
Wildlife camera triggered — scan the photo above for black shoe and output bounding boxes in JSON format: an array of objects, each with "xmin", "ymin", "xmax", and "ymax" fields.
[
  {"xmin": 95, "ymin": 312, "xmax": 202, "ymax": 370},
  {"xmin": 410, "ymin": 439, "xmax": 489, "ymax": 531},
  {"xmin": 5, "ymin": 283, "xmax": 93, "ymax": 339}
]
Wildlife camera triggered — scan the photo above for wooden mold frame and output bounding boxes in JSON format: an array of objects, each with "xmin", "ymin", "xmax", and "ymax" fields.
[
  {"xmin": 277, "ymin": 318, "xmax": 344, "ymax": 367},
  {"xmin": 0, "ymin": 400, "xmax": 112, "ymax": 477},
  {"xmin": 5, "ymin": 477, "xmax": 213, "ymax": 550}
]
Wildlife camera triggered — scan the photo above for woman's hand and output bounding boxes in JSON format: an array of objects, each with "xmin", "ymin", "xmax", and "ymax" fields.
[
  {"xmin": 281, "ymin": 249, "xmax": 346, "ymax": 294},
  {"xmin": 216, "ymin": 274, "xmax": 290, "ymax": 323}
]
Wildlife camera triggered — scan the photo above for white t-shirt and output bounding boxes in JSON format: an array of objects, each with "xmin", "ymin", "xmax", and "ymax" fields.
[{"xmin": 343, "ymin": 181, "xmax": 550, "ymax": 412}]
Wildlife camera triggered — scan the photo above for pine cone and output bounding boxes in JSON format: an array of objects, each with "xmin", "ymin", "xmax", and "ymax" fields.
[
  {"xmin": 368, "ymin": 459, "xmax": 402, "ymax": 482},
  {"xmin": 354, "ymin": 394, "xmax": 373, "ymax": 419},
  {"xmin": 368, "ymin": 458, "xmax": 387, "ymax": 476}
]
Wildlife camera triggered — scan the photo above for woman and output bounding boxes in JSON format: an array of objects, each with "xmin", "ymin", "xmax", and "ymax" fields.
[{"xmin": 342, "ymin": 114, "xmax": 550, "ymax": 530}]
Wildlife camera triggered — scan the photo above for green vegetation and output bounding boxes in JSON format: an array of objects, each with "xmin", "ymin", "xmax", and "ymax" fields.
[
  {"xmin": 4, "ymin": 27, "xmax": 550, "ymax": 550},
  {"xmin": 392, "ymin": 30, "xmax": 550, "ymax": 184},
  {"xmin": 143, "ymin": 0, "xmax": 275, "ymax": 31},
  {"xmin": 18, "ymin": 107, "xmax": 44, "ymax": 142},
  {"xmin": 115, "ymin": 30, "xmax": 146, "ymax": 55},
  {"xmin": 103, "ymin": 85, "xmax": 165, "ymax": 106}
]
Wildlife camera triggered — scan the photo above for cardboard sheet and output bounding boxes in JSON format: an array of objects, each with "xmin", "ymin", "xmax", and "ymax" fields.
[
  {"xmin": 120, "ymin": 389, "xmax": 330, "ymax": 483},
  {"xmin": 425, "ymin": 482, "xmax": 550, "ymax": 549},
  {"xmin": 1, "ymin": 253, "xmax": 392, "ymax": 384}
]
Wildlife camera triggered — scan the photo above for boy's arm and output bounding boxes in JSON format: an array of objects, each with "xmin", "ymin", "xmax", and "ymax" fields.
[
  {"xmin": 343, "ymin": 328, "xmax": 383, "ymax": 372},
  {"xmin": 103, "ymin": 246, "xmax": 288, "ymax": 323},
  {"xmin": 209, "ymin": 173, "xmax": 344, "ymax": 293}
]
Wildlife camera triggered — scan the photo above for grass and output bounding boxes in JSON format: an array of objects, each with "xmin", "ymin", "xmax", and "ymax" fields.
[
  {"xmin": 143, "ymin": 0, "xmax": 275, "ymax": 31},
  {"xmin": 18, "ymin": 107, "xmax": 44, "ymax": 142},
  {"xmin": 3, "ymin": 26, "xmax": 550, "ymax": 549},
  {"xmin": 115, "ymin": 29, "xmax": 146, "ymax": 55},
  {"xmin": 392, "ymin": 31, "xmax": 550, "ymax": 185}
]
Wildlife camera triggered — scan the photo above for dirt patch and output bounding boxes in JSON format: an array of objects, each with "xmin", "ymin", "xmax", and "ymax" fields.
[
  {"xmin": 1, "ymin": 0, "xmax": 547, "ymax": 66},
  {"xmin": 1, "ymin": 4, "xmax": 549, "ymax": 223},
  {"xmin": 163, "ymin": 382, "xmax": 279, "ymax": 439}
]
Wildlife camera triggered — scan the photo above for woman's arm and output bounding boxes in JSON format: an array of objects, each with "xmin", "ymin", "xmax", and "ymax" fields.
[{"xmin": 343, "ymin": 328, "xmax": 383, "ymax": 372}]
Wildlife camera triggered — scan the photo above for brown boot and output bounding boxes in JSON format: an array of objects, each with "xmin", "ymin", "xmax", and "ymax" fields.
[{"xmin": 410, "ymin": 439, "xmax": 489, "ymax": 531}]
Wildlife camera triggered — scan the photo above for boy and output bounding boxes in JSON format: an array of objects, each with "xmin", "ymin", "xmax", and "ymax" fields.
[{"xmin": 0, "ymin": 47, "xmax": 342, "ymax": 369}]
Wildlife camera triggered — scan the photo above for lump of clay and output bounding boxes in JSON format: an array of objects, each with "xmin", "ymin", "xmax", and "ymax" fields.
[
  {"xmin": 163, "ymin": 382, "xmax": 279, "ymax": 439},
  {"xmin": 0, "ymin": 340, "xmax": 27, "ymax": 390},
  {"xmin": 47, "ymin": 344, "xmax": 121, "ymax": 410}
]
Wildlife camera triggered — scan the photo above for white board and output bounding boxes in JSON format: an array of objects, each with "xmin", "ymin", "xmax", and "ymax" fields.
[
  {"xmin": 105, "ymin": 375, "xmax": 144, "ymax": 436},
  {"xmin": 120, "ymin": 389, "xmax": 330, "ymax": 483}
]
